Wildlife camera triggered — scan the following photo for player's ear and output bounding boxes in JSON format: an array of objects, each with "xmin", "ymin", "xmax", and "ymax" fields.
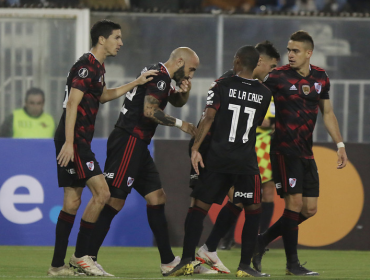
[
  {"xmin": 177, "ymin": 57, "xmax": 185, "ymax": 68},
  {"xmin": 306, "ymin": 49, "xmax": 313, "ymax": 59},
  {"xmin": 257, "ymin": 57, "xmax": 262, "ymax": 67},
  {"xmin": 98, "ymin": 35, "xmax": 106, "ymax": 45}
]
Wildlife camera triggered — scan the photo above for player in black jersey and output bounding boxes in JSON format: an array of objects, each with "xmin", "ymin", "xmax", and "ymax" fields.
[
  {"xmin": 49, "ymin": 20, "xmax": 157, "ymax": 277},
  {"xmin": 87, "ymin": 47, "xmax": 199, "ymax": 276},
  {"xmin": 166, "ymin": 46, "xmax": 271, "ymax": 277},
  {"xmin": 189, "ymin": 41, "xmax": 280, "ymax": 274},
  {"xmin": 252, "ymin": 31, "xmax": 348, "ymax": 276}
]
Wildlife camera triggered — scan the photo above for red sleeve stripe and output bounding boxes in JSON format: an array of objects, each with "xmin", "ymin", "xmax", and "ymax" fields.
[
  {"xmin": 73, "ymin": 144, "xmax": 85, "ymax": 179},
  {"xmin": 112, "ymin": 136, "xmax": 137, "ymax": 188}
]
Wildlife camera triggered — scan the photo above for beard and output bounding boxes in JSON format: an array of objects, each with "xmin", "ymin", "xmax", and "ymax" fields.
[{"xmin": 173, "ymin": 65, "xmax": 186, "ymax": 86}]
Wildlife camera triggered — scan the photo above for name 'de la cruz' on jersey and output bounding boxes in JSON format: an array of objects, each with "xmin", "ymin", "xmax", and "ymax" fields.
[
  {"xmin": 54, "ymin": 52, "xmax": 106, "ymax": 146},
  {"xmin": 264, "ymin": 64, "xmax": 330, "ymax": 158},
  {"xmin": 205, "ymin": 75, "xmax": 271, "ymax": 175},
  {"xmin": 116, "ymin": 62, "xmax": 174, "ymax": 144}
]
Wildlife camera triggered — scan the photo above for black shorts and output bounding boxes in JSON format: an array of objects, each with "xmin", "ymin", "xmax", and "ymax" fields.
[
  {"xmin": 191, "ymin": 168, "xmax": 261, "ymax": 206},
  {"xmin": 271, "ymin": 153, "xmax": 319, "ymax": 198},
  {"xmin": 104, "ymin": 128, "xmax": 161, "ymax": 200},
  {"xmin": 54, "ymin": 140, "xmax": 103, "ymax": 188}
]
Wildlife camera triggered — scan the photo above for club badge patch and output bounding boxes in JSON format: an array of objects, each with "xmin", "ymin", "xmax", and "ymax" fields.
[
  {"xmin": 289, "ymin": 178, "xmax": 297, "ymax": 188},
  {"xmin": 314, "ymin": 82, "xmax": 322, "ymax": 94},
  {"xmin": 302, "ymin": 85, "xmax": 310, "ymax": 95},
  {"xmin": 86, "ymin": 161, "xmax": 94, "ymax": 171},
  {"xmin": 157, "ymin": 80, "xmax": 166, "ymax": 91},
  {"xmin": 78, "ymin": 68, "xmax": 89, "ymax": 78},
  {"xmin": 127, "ymin": 177, "xmax": 135, "ymax": 187}
]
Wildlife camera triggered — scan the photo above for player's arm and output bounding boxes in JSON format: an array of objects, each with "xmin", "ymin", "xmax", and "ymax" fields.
[
  {"xmin": 100, "ymin": 70, "xmax": 158, "ymax": 103},
  {"xmin": 319, "ymin": 99, "xmax": 348, "ymax": 169},
  {"xmin": 191, "ymin": 108, "xmax": 216, "ymax": 175},
  {"xmin": 168, "ymin": 79, "xmax": 191, "ymax": 107},
  {"xmin": 57, "ymin": 88, "xmax": 84, "ymax": 167},
  {"xmin": 143, "ymin": 95, "xmax": 196, "ymax": 136}
]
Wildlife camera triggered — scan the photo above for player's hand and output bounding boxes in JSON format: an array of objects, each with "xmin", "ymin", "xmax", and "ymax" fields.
[
  {"xmin": 136, "ymin": 70, "xmax": 158, "ymax": 85},
  {"xmin": 57, "ymin": 142, "xmax": 74, "ymax": 167},
  {"xmin": 180, "ymin": 121, "xmax": 197, "ymax": 137},
  {"xmin": 191, "ymin": 150, "xmax": 204, "ymax": 175},
  {"xmin": 178, "ymin": 79, "xmax": 191, "ymax": 93},
  {"xmin": 337, "ymin": 147, "xmax": 348, "ymax": 169}
]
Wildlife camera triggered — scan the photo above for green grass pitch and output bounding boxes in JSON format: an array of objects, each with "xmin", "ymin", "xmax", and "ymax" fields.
[{"xmin": 0, "ymin": 246, "xmax": 368, "ymax": 279}]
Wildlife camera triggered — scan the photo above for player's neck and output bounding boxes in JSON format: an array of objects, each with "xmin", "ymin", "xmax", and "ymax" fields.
[
  {"xmin": 295, "ymin": 63, "xmax": 310, "ymax": 77},
  {"xmin": 89, "ymin": 48, "xmax": 105, "ymax": 65},
  {"xmin": 163, "ymin": 61, "xmax": 174, "ymax": 78},
  {"xmin": 236, "ymin": 70, "xmax": 253, "ymax": 80}
]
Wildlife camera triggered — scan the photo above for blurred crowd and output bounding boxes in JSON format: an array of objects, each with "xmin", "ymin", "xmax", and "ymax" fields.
[{"xmin": 0, "ymin": 0, "xmax": 369, "ymax": 13}]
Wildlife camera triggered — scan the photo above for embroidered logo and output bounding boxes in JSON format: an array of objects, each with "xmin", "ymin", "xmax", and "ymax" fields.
[{"xmin": 86, "ymin": 161, "xmax": 94, "ymax": 171}]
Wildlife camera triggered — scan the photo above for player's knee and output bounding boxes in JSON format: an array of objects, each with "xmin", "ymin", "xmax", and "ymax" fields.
[
  {"xmin": 302, "ymin": 207, "xmax": 317, "ymax": 218},
  {"xmin": 146, "ymin": 188, "xmax": 166, "ymax": 205},
  {"xmin": 95, "ymin": 188, "xmax": 111, "ymax": 205},
  {"xmin": 63, "ymin": 198, "xmax": 81, "ymax": 214}
]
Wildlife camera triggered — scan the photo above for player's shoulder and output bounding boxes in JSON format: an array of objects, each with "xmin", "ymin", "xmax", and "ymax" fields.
[
  {"xmin": 310, "ymin": 64, "xmax": 329, "ymax": 78},
  {"xmin": 147, "ymin": 63, "xmax": 171, "ymax": 80}
]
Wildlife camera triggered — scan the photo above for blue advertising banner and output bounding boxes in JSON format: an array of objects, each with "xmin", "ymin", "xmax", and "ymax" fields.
[{"xmin": 0, "ymin": 138, "xmax": 152, "ymax": 246}]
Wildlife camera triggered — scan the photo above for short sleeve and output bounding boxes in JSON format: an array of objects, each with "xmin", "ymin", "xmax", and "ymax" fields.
[
  {"xmin": 205, "ymin": 83, "xmax": 221, "ymax": 111},
  {"xmin": 263, "ymin": 70, "xmax": 280, "ymax": 96},
  {"xmin": 71, "ymin": 64, "xmax": 95, "ymax": 93},
  {"xmin": 319, "ymin": 74, "xmax": 330, "ymax": 100},
  {"xmin": 145, "ymin": 72, "xmax": 170, "ymax": 99}
]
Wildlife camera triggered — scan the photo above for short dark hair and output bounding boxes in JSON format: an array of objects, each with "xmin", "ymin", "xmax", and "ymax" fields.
[
  {"xmin": 290, "ymin": 30, "xmax": 314, "ymax": 50},
  {"xmin": 25, "ymin": 87, "xmax": 45, "ymax": 102},
  {"xmin": 255, "ymin": 40, "xmax": 280, "ymax": 61},
  {"xmin": 90, "ymin": 19, "xmax": 121, "ymax": 47},
  {"xmin": 235, "ymin": 45, "xmax": 260, "ymax": 72}
]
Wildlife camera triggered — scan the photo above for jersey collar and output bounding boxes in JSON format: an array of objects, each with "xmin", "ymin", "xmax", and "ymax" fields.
[{"xmin": 159, "ymin": 62, "xmax": 170, "ymax": 77}]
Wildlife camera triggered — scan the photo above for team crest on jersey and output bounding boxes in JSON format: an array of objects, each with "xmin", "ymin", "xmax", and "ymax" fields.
[
  {"xmin": 314, "ymin": 82, "xmax": 322, "ymax": 94},
  {"xmin": 86, "ymin": 161, "xmax": 94, "ymax": 171},
  {"xmin": 289, "ymin": 178, "xmax": 297, "ymax": 188},
  {"xmin": 127, "ymin": 177, "xmax": 135, "ymax": 187},
  {"xmin": 302, "ymin": 85, "xmax": 310, "ymax": 95},
  {"xmin": 78, "ymin": 68, "xmax": 89, "ymax": 78},
  {"xmin": 157, "ymin": 80, "xmax": 166, "ymax": 91}
]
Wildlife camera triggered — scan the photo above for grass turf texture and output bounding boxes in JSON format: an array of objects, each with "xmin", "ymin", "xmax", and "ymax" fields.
[{"xmin": 0, "ymin": 246, "xmax": 368, "ymax": 279}]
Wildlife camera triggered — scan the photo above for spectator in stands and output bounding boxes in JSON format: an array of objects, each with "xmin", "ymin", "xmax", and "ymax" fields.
[
  {"xmin": 203, "ymin": 0, "xmax": 256, "ymax": 13},
  {"xmin": 0, "ymin": 87, "xmax": 55, "ymax": 138}
]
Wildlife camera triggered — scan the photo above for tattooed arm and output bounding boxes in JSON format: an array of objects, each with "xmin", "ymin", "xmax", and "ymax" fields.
[
  {"xmin": 191, "ymin": 107, "xmax": 216, "ymax": 174},
  {"xmin": 143, "ymin": 95, "xmax": 196, "ymax": 136}
]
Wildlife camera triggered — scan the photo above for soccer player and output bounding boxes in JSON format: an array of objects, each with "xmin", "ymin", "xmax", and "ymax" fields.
[
  {"xmin": 252, "ymin": 30, "xmax": 348, "ymax": 276},
  {"xmin": 187, "ymin": 41, "xmax": 280, "ymax": 274},
  {"xmin": 166, "ymin": 45, "xmax": 272, "ymax": 277},
  {"xmin": 88, "ymin": 47, "xmax": 199, "ymax": 276},
  {"xmin": 48, "ymin": 20, "xmax": 157, "ymax": 276}
]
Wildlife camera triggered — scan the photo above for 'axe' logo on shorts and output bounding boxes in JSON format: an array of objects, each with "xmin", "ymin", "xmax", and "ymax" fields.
[
  {"xmin": 289, "ymin": 178, "xmax": 297, "ymax": 188},
  {"xmin": 275, "ymin": 183, "xmax": 282, "ymax": 189},
  {"xmin": 127, "ymin": 177, "xmax": 134, "ymax": 187},
  {"xmin": 235, "ymin": 192, "xmax": 253, "ymax": 198},
  {"xmin": 86, "ymin": 161, "xmax": 94, "ymax": 171}
]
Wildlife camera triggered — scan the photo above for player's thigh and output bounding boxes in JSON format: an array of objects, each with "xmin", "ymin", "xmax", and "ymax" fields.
[
  {"xmin": 233, "ymin": 174, "xmax": 261, "ymax": 206},
  {"xmin": 191, "ymin": 169, "xmax": 233, "ymax": 205},
  {"xmin": 261, "ymin": 180, "xmax": 275, "ymax": 202},
  {"xmin": 271, "ymin": 153, "xmax": 304, "ymax": 198},
  {"xmin": 86, "ymin": 174, "xmax": 110, "ymax": 199},
  {"xmin": 302, "ymin": 159, "xmax": 320, "ymax": 198}
]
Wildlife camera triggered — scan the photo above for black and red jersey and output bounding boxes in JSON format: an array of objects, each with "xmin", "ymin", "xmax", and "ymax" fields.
[
  {"xmin": 264, "ymin": 64, "xmax": 330, "ymax": 158},
  {"xmin": 54, "ymin": 52, "xmax": 106, "ymax": 146},
  {"xmin": 204, "ymin": 75, "xmax": 271, "ymax": 174},
  {"xmin": 115, "ymin": 63, "xmax": 173, "ymax": 144}
]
